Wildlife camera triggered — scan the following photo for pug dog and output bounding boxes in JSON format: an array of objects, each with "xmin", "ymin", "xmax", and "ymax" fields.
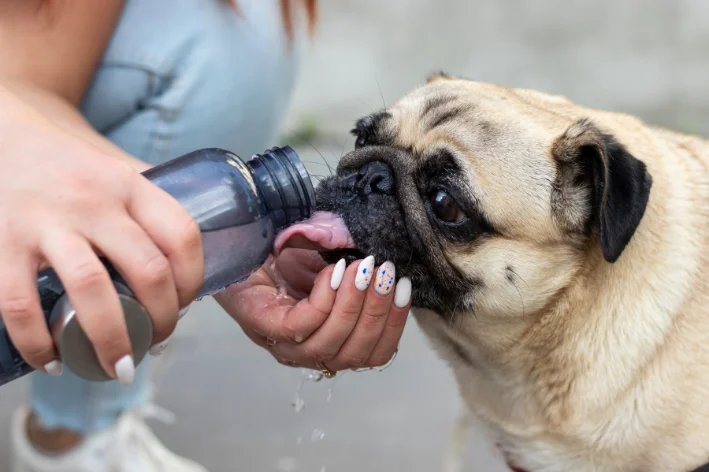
[{"xmin": 277, "ymin": 73, "xmax": 709, "ymax": 472}]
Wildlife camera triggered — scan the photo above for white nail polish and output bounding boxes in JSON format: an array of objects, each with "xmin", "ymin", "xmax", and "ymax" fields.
[
  {"xmin": 354, "ymin": 256, "xmax": 375, "ymax": 291},
  {"xmin": 115, "ymin": 355, "xmax": 135, "ymax": 385},
  {"xmin": 330, "ymin": 259, "xmax": 346, "ymax": 290},
  {"xmin": 44, "ymin": 360, "xmax": 63, "ymax": 377},
  {"xmin": 394, "ymin": 277, "xmax": 412, "ymax": 308},
  {"xmin": 149, "ymin": 339, "xmax": 169, "ymax": 357},
  {"xmin": 178, "ymin": 305, "xmax": 191, "ymax": 320},
  {"xmin": 374, "ymin": 261, "xmax": 396, "ymax": 295}
]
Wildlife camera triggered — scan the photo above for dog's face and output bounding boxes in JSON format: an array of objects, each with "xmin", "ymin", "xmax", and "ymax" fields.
[{"xmin": 317, "ymin": 74, "xmax": 652, "ymax": 341}]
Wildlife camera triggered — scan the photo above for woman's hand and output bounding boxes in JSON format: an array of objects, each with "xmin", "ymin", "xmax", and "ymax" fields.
[
  {"xmin": 0, "ymin": 86, "xmax": 204, "ymax": 383},
  {"xmin": 216, "ymin": 249, "xmax": 412, "ymax": 373}
]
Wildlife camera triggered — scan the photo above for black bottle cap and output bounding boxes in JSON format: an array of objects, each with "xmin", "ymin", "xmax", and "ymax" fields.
[{"xmin": 248, "ymin": 146, "xmax": 316, "ymax": 231}]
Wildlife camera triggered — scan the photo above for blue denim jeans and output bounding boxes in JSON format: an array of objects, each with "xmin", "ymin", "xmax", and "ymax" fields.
[{"xmin": 30, "ymin": 0, "xmax": 303, "ymax": 433}]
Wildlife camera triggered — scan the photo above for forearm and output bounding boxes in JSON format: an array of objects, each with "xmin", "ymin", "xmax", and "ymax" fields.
[
  {"xmin": 0, "ymin": 0, "xmax": 147, "ymax": 171},
  {"xmin": 0, "ymin": 80, "xmax": 150, "ymax": 172}
]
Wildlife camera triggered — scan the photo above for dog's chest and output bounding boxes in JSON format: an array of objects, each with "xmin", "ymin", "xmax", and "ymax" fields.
[
  {"xmin": 493, "ymin": 433, "xmax": 597, "ymax": 472},
  {"xmin": 451, "ymin": 370, "xmax": 625, "ymax": 471}
]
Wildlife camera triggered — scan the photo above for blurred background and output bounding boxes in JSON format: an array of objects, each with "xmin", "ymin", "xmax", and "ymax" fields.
[{"xmin": 2, "ymin": 1, "xmax": 708, "ymax": 471}]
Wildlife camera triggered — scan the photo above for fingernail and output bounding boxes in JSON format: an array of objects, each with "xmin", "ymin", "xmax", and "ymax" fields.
[
  {"xmin": 374, "ymin": 261, "xmax": 396, "ymax": 296},
  {"xmin": 43, "ymin": 360, "xmax": 63, "ymax": 377},
  {"xmin": 149, "ymin": 339, "xmax": 169, "ymax": 357},
  {"xmin": 115, "ymin": 355, "xmax": 135, "ymax": 385},
  {"xmin": 330, "ymin": 259, "xmax": 346, "ymax": 290},
  {"xmin": 178, "ymin": 305, "xmax": 191, "ymax": 320},
  {"xmin": 354, "ymin": 256, "xmax": 375, "ymax": 291},
  {"xmin": 394, "ymin": 277, "xmax": 412, "ymax": 308}
]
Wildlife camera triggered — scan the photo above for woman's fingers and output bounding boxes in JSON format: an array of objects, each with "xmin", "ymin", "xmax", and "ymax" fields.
[
  {"xmin": 327, "ymin": 261, "xmax": 396, "ymax": 371},
  {"xmin": 280, "ymin": 259, "xmax": 345, "ymax": 343},
  {"xmin": 41, "ymin": 231, "xmax": 133, "ymax": 383},
  {"xmin": 127, "ymin": 178, "xmax": 204, "ymax": 308},
  {"xmin": 0, "ymin": 250, "xmax": 59, "ymax": 373},
  {"xmin": 295, "ymin": 257, "xmax": 372, "ymax": 363},
  {"xmin": 90, "ymin": 217, "xmax": 179, "ymax": 347},
  {"xmin": 0, "ymin": 94, "xmax": 210, "ymax": 383},
  {"xmin": 220, "ymin": 253, "xmax": 414, "ymax": 374},
  {"xmin": 268, "ymin": 261, "xmax": 414, "ymax": 372},
  {"xmin": 224, "ymin": 261, "xmax": 341, "ymax": 345}
]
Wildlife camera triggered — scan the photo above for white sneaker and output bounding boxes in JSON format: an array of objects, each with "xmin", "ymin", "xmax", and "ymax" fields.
[{"xmin": 10, "ymin": 405, "xmax": 208, "ymax": 472}]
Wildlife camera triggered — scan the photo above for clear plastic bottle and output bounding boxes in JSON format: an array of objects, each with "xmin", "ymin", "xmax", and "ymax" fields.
[{"xmin": 0, "ymin": 146, "xmax": 315, "ymax": 386}]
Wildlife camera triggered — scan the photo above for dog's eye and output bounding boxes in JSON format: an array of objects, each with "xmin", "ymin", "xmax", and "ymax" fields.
[
  {"xmin": 354, "ymin": 134, "xmax": 367, "ymax": 149},
  {"xmin": 431, "ymin": 190, "xmax": 465, "ymax": 223}
]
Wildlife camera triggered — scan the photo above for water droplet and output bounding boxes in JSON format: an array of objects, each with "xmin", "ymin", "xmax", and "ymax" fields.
[
  {"xmin": 292, "ymin": 369, "xmax": 325, "ymax": 413},
  {"xmin": 326, "ymin": 370, "xmax": 346, "ymax": 402},
  {"xmin": 311, "ymin": 428, "xmax": 326, "ymax": 441},
  {"xmin": 267, "ymin": 338, "xmax": 277, "ymax": 347},
  {"xmin": 376, "ymin": 350, "xmax": 398, "ymax": 372},
  {"xmin": 292, "ymin": 395, "xmax": 305, "ymax": 413},
  {"xmin": 265, "ymin": 255, "xmax": 291, "ymax": 300},
  {"xmin": 211, "ymin": 286, "xmax": 227, "ymax": 295},
  {"xmin": 276, "ymin": 284, "xmax": 289, "ymax": 299},
  {"xmin": 309, "ymin": 371, "xmax": 324, "ymax": 382}
]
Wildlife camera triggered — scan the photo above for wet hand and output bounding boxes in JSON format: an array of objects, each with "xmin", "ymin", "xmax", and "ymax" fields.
[{"xmin": 216, "ymin": 249, "xmax": 412, "ymax": 372}]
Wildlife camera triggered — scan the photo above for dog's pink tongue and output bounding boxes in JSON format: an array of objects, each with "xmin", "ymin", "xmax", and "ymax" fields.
[{"xmin": 274, "ymin": 211, "xmax": 355, "ymax": 255}]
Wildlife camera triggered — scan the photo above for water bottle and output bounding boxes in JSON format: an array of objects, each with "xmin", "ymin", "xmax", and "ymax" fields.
[{"xmin": 0, "ymin": 146, "xmax": 315, "ymax": 386}]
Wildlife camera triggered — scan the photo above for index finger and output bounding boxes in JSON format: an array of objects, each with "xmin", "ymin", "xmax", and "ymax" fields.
[{"xmin": 127, "ymin": 178, "xmax": 204, "ymax": 308}]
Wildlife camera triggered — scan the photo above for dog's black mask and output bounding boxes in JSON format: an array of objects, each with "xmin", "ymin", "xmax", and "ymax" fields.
[{"xmin": 315, "ymin": 146, "xmax": 476, "ymax": 316}]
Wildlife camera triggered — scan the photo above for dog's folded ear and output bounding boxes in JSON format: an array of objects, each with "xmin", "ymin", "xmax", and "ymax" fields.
[{"xmin": 552, "ymin": 118, "xmax": 652, "ymax": 263}]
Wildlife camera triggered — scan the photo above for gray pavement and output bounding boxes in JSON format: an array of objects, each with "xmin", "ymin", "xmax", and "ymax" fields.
[{"xmin": 0, "ymin": 294, "xmax": 506, "ymax": 472}]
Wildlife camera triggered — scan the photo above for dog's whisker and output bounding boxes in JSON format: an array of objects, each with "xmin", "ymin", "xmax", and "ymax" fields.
[
  {"xmin": 447, "ymin": 308, "xmax": 457, "ymax": 330},
  {"xmin": 455, "ymin": 311, "xmax": 465, "ymax": 345},
  {"xmin": 453, "ymin": 296, "xmax": 470, "ymax": 347},
  {"xmin": 301, "ymin": 162, "xmax": 335, "ymax": 178},
  {"xmin": 356, "ymin": 97, "xmax": 374, "ymax": 111},
  {"xmin": 307, "ymin": 143, "xmax": 334, "ymax": 176},
  {"xmin": 375, "ymin": 78, "xmax": 387, "ymax": 109},
  {"xmin": 508, "ymin": 267, "xmax": 530, "ymax": 290},
  {"xmin": 301, "ymin": 160, "xmax": 334, "ymax": 168},
  {"xmin": 470, "ymin": 307, "xmax": 481, "ymax": 324},
  {"xmin": 510, "ymin": 278, "xmax": 525, "ymax": 317},
  {"xmin": 339, "ymin": 141, "xmax": 348, "ymax": 160}
]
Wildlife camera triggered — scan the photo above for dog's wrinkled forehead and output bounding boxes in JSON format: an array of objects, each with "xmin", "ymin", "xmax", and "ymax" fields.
[{"xmin": 354, "ymin": 78, "xmax": 573, "ymax": 240}]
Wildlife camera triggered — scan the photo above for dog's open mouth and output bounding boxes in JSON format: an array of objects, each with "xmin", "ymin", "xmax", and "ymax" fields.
[{"xmin": 274, "ymin": 212, "xmax": 363, "ymax": 261}]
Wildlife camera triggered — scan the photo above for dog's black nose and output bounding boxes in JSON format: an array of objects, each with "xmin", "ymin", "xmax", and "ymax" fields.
[{"xmin": 354, "ymin": 161, "xmax": 395, "ymax": 196}]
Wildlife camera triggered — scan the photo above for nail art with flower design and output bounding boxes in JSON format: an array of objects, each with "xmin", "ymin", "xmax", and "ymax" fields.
[{"xmin": 374, "ymin": 261, "xmax": 395, "ymax": 295}]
